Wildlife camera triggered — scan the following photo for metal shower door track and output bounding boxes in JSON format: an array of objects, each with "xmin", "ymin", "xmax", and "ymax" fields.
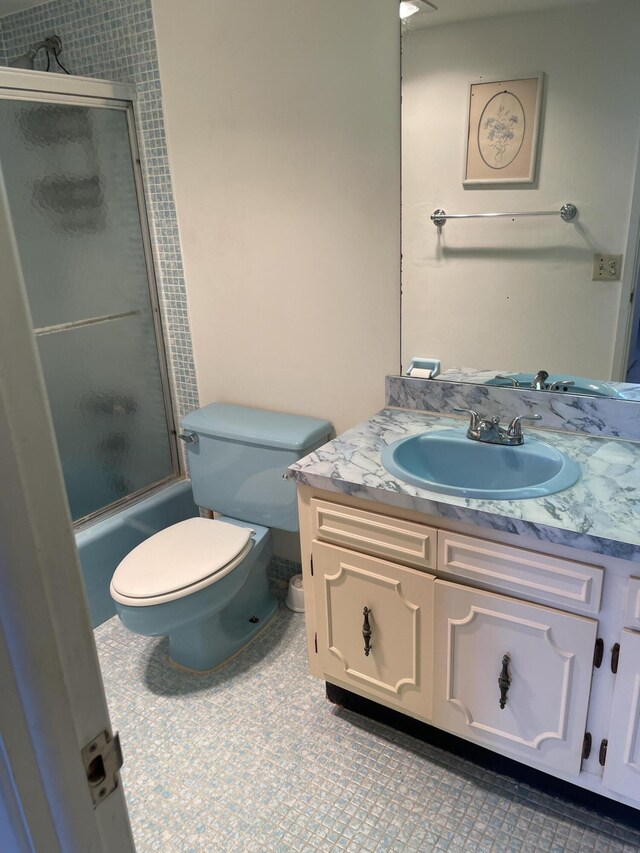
[{"xmin": 0, "ymin": 65, "xmax": 135, "ymax": 102}]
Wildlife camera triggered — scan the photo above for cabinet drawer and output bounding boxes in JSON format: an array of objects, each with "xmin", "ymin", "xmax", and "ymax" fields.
[
  {"xmin": 437, "ymin": 531, "xmax": 603, "ymax": 616},
  {"xmin": 624, "ymin": 578, "xmax": 640, "ymax": 629},
  {"xmin": 433, "ymin": 580, "xmax": 597, "ymax": 776},
  {"xmin": 312, "ymin": 540, "xmax": 435, "ymax": 721},
  {"xmin": 311, "ymin": 499, "xmax": 436, "ymax": 571}
]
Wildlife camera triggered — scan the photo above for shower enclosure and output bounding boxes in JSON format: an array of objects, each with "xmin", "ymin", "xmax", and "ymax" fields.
[{"xmin": 0, "ymin": 70, "xmax": 179, "ymax": 523}]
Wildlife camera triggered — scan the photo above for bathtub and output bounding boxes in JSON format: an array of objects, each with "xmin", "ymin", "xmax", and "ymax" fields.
[{"xmin": 76, "ymin": 478, "xmax": 199, "ymax": 628}]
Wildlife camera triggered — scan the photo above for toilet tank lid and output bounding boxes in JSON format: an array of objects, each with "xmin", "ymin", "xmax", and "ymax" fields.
[{"xmin": 181, "ymin": 403, "xmax": 332, "ymax": 451}]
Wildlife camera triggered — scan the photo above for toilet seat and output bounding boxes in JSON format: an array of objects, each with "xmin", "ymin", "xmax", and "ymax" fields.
[{"xmin": 110, "ymin": 518, "xmax": 254, "ymax": 607}]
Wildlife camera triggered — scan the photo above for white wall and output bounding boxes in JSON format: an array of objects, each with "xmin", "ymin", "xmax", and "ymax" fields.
[
  {"xmin": 402, "ymin": 2, "xmax": 640, "ymax": 379},
  {"xmin": 152, "ymin": 0, "xmax": 400, "ymax": 437}
]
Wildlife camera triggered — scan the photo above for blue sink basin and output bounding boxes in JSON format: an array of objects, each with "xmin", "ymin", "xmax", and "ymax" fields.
[
  {"xmin": 485, "ymin": 373, "xmax": 625, "ymax": 398},
  {"xmin": 381, "ymin": 429, "xmax": 580, "ymax": 500}
]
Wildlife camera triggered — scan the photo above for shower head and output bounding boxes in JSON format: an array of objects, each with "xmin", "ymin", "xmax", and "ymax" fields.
[{"xmin": 9, "ymin": 35, "xmax": 64, "ymax": 71}]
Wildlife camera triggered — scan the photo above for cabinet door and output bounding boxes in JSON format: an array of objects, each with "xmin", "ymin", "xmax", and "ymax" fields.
[
  {"xmin": 312, "ymin": 540, "xmax": 435, "ymax": 721},
  {"xmin": 433, "ymin": 580, "xmax": 597, "ymax": 775},
  {"xmin": 603, "ymin": 629, "xmax": 640, "ymax": 799}
]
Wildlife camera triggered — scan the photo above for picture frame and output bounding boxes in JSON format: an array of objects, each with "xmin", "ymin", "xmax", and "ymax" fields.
[{"xmin": 463, "ymin": 72, "xmax": 544, "ymax": 186}]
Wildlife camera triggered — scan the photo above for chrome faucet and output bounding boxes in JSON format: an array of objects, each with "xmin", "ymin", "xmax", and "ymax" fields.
[
  {"xmin": 454, "ymin": 407, "xmax": 542, "ymax": 446},
  {"xmin": 531, "ymin": 370, "xmax": 549, "ymax": 391}
]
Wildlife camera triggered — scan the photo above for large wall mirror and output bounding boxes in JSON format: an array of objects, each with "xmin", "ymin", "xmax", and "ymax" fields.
[{"xmin": 401, "ymin": 0, "xmax": 640, "ymax": 399}]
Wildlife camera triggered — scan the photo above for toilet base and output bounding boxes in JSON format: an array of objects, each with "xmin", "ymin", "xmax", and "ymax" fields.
[{"xmin": 167, "ymin": 596, "xmax": 279, "ymax": 674}]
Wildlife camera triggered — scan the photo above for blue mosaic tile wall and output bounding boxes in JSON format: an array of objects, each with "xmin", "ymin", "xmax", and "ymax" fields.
[
  {"xmin": 0, "ymin": 0, "xmax": 198, "ymax": 429},
  {"xmin": 268, "ymin": 554, "xmax": 302, "ymax": 585}
]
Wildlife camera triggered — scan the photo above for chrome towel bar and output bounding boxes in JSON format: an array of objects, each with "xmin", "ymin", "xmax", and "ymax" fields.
[{"xmin": 431, "ymin": 203, "xmax": 577, "ymax": 228}]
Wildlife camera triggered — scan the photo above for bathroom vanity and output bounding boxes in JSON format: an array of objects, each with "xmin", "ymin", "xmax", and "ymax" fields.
[{"xmin": 287, "ymin": 386, "xmax": 640, "ymax": 812}]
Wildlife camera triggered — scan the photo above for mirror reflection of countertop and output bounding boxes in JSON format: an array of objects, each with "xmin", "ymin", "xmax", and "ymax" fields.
[
  {"xmin": 435, "ymin": 367, "xmax": 640, "ymax": 401},
  {"xmin": 286, "ymin": 408, "xmax": 640, "ymax": 562}
]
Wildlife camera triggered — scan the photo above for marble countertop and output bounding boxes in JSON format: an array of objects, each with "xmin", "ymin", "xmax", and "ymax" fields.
[{"xmin": 287, "ymin": 408, "xmax": 640, "ymax": 563}]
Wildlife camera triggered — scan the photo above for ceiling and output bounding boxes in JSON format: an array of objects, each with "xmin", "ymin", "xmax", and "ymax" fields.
[
  {"xmin": 0, "ymin": 0, "xmax": 601, "ymax": 27},
  {"xmin": 404, "ymin": 0, "xmax": 599, "ymax": 29}
]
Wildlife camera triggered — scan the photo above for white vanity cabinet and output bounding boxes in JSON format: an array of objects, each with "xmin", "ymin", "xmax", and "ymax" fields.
[
  {"xmin": 311, "ymin": 541, "xmax": 435, "ymax": 721},
  {"xmin": 433, "ymin": 580, "xmax": 597, "ymax": 775},
  {"xmin": 602, "ymin": 629, "xmax": 640, "ymax": 796},
  {"xmin": 305, "ymin": 495, "xmax": 601, "ymax": 776},
  {"xmin": 297, "ymin": 486, "xmax": 640, "ymax": 810}
]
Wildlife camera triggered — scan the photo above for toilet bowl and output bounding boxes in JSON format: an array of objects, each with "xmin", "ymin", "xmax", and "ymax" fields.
[
  {"xmin": 109, "ymin": 404, "xmax": 331, "ymax": 671},
  {"xmin": 111, "ymin": 517, "xmax": 276, "ymax": 671}
]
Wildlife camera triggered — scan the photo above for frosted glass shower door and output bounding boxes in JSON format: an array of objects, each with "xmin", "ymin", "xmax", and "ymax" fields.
[{"xmin": 0, "ymin": 97, "xmax": 177, "ymax": 521}]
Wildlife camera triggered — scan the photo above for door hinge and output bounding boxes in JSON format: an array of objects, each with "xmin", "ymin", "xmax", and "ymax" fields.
[
  {"xmin": 81, "ymin": 730, "xmax": 123, "ymax": 807},
  {"xmin": 611, "ymin": 642, "xmax": 620, "ymax": 674},
  {"xmin": 593, "ymin": 637, "xmax": 604, "ymax": 668},
  {"xmin": 314, "ymin": 632, "xmax": 318, "ymax": 653},
  {"xmin": 582, "ymin": 732, "xmax": 592, "ymax": 760},
  {"xmin": 310, "ymin": 556, "xmax": 314, "ymax": 577},
  {"xmin": 598, "ymin": 738, "xmax": 608, "ymax": 767}
]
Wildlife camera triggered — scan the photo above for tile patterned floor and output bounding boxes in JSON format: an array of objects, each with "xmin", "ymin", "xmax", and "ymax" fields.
[{"xmin": 95, "ymin": 596, "xmax": 640, "ymax": 852}]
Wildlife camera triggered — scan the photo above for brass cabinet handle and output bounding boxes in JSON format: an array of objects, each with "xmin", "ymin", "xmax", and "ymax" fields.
[
  {"xmin": 498, "ymin": 654, "xmax": 511, "ymax": 709},
  {"xmin": 362, "ymin": 607, "xmax": 372, "ymax": 657}
]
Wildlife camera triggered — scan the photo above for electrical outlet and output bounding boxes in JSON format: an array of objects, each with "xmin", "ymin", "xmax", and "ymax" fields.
[{"xmin": 592, "ymin": 254, "xmax": 622, "ymax": 281}]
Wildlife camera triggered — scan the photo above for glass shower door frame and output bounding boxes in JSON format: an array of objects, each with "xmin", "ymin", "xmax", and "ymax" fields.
[{"xmin": 0, "ymin": 69, "xmax": 182, "ymax": 525}]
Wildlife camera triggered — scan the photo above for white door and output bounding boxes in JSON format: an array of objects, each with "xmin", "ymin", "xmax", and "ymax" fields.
[
  {"xmin": 433, "ymin": 580, "xmax": 597, "ymax": 775},
  {"xmin": 313, "ymin": 541, "xmax": 435, "ymax": 721},
  {"xmin": 0, "ymin": 166, "xmax": 134, "ymax": 850},
  {"xmin": 603, "ymin": 629, "xmax": 640, "ymax": 798}
]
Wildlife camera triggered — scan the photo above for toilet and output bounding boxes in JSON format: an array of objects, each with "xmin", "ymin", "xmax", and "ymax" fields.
[{"xmin": 110, "ymin": 403, "xmax": 331, "ymax": 671}]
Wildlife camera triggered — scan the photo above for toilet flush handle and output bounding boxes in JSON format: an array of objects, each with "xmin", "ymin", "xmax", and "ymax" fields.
[{"xmin": 178, "ymin": 431, "xmax": 199, "ymax": 445}]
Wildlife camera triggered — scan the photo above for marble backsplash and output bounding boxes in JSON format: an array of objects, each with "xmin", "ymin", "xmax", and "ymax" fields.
[{"xmin": 386, "ymin": 376, "xmax": 640, "ymax": 442}]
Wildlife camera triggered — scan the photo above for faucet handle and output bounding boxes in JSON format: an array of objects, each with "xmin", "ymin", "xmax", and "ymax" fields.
[
  {"xmin": 507, "ymin": 413, "xmax": 542, "ymax": 440},
  {"xmin": 453, "ymin": 406, "xmax": 480, "ymax": 430},
  {"xmin": 453, "ymin": 407, "xmax": 484, "ymax": 438},
  {"xmin": 494, "ymin": 374, "xmax": 521, "ymax": 388}
]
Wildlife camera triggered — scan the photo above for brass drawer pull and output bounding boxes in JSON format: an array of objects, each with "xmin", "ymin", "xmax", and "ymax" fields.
[
  {"xmin": 498, "ymin": 654, "xmax": 511, "ymax": 709},
  {"xmin": 362, "ymin": 607, "xmax": 372, "ymax": 657}
]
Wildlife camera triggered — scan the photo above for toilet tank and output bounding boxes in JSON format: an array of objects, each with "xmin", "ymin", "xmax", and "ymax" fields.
[{"xmin": 180, "ymin": 404, "xmax": 332, "ymax": 532}]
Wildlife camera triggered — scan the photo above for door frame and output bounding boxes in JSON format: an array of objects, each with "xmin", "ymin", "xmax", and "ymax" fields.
[
  {"xmin": 0, "ymin": 138, "xmax": 134, "ymax": 849},
  {"xmin": 611, "ymin": 127, "xmax": 640, "ymax": 380}
]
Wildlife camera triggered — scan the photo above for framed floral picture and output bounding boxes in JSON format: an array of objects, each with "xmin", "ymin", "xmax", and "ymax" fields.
[{"xmin": 463, "ymin": 73, "xmax": 544, "ymax": 185}]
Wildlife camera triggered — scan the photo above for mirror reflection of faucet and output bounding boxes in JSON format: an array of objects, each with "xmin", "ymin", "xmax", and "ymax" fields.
[
  {"xmin": 531, "ymin": 369, "xmax": 549, "ymax": 391},
  {"xmin": 529, "ymin": 369, "xmax": 576, "ymax": 391},
  {"xmin": 491, "ymin": 371, "xmax": 583, "ymax": 394},
  {"xmin": 453, "ymin": 407, "xmax": 542, "ymax": 446},
  {"xmin": 548, "ymin": 378, "xmax": 576, "ymax": 392}
]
